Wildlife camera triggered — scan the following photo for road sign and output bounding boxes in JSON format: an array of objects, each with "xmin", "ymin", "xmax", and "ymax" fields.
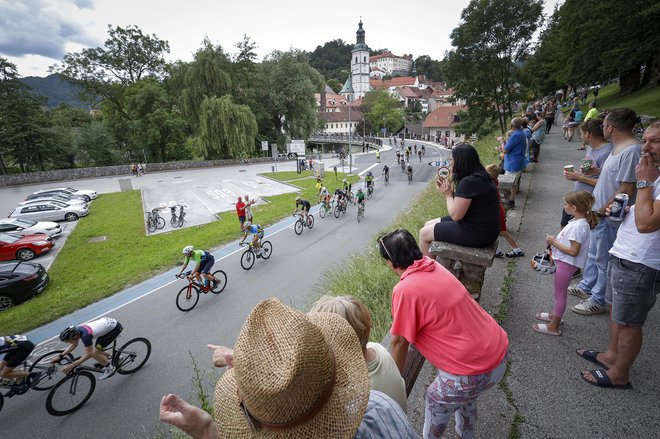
[
  {"xmin": 261, "ymin": 141, "xmax": 269, "ymax": 151},
  {"xmin": 428, "ymin": 161, "xmax": 450, "ymax": 167}
]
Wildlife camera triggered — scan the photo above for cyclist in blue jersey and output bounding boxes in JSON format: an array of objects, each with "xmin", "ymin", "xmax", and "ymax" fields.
[
  {"xmin": 179, "ymin": 246, "xmax": 216, "ymax": 288},
  {"xmin": 240, "ymin": 221, "xmax": 264, "ymax": 255},
  {"xmin": 56, "ymin": 317, "xmax": 123, "ymax": 380},
  {"xmin": 1, "ymin": 335, "xmax": 41, "ymax": 387}
]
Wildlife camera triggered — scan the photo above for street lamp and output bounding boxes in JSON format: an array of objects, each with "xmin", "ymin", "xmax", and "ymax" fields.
[{"xmin": 340, "ymin": 78, "xmax": 354, "ymax": 175}]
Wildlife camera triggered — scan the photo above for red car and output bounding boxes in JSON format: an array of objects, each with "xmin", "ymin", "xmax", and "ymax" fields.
[{"xmin": 0, "ymin": 232, "xmax": 54, "ymax": 261}]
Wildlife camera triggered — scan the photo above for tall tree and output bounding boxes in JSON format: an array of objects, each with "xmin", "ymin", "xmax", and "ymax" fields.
[
  {"xmin": 198, "ymin": 95, "xmax": 257, "ymax": 159},
  {"xmin": 414, "ymin": 56, "xmax": 444, "ymax": 82},
  {"xmin": 443, "ymin": 0, "xmax": 543, "ymax": 134},
  {"xmin": 361, "ymin": 89, "xmax": 405, "ymax": 134},
  {"xmin": 307, "ymin": 40, "xmax": 352, "ymax": 85}
]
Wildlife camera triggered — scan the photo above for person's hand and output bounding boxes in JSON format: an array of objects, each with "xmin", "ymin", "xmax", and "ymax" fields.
[
  {"xmin": 604, "ymin": 204, "xmax": 630, "ymax": 217},
  {"xmin": 437, "ymin": 177, "xmax": 453, "ymax": 197},
  {"xmin": 636, "ymin": 152, "xmax": 660, "ymax": 183},
  {"xmin": 159, "ymin": 394, "xmax": 216, "ymax": 439},
  {"xmin": 563, "ymin": 170, "xmax": 579, "ymax": 181},
  {"xmin": 61, "ymin": 363, "xmax": 75, "ymax": 375},
  {"xmin": 545, "ymin": 234, "xmax": 556, "ymax": 246},
  {"xmin": 207, "ymin": 344, "xmax": 234, "ymax": 369}
]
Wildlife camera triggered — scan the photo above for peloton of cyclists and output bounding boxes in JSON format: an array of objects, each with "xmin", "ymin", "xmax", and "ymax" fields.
[
  {"xmin": 56, "ymin": 317, "xmax": 123, "ymax": 380},
  {"xmin": 1, "ymin": 335, "xmax": 42, "ymax": 388},
  {"xmin": 240, "ymin": 221, "xmax": 264, "ymax": 255},
  {"xmin": 178, "ymin": 246, "xmax": 216, "ymax": 289},
  {"xmin": 294, "ymin": 196, "xmax": 312, "ymax": 224}
]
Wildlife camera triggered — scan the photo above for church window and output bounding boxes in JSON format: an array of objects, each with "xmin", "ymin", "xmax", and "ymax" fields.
[{"xmin": 355, "ymin": 56, "xmax": 358, "ymax": 63}]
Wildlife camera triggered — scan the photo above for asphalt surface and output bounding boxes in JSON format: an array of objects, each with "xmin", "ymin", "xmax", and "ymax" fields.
[
  {"xmin": 405, "ymin": 127, "xmax": 660, "ymax": 438},
  {"xmin": 2, "ymin": 141, "xmax": 449, "ymax": 437}
]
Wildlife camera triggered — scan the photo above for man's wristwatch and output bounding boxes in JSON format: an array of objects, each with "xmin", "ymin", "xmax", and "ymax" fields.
[{"xmin": 636, "ymin": 180, "xmax": 654, "ymax": 189}]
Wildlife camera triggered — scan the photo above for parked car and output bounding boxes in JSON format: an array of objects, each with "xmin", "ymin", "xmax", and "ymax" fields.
[
  {"xmin": 23, "ymin": 193, "xmax": 88, "ymax": 207},
  {"xmin": 0, "ymin": 218, "xmax": 62, "ymax": 238},
  {"xmin": 8, "ymin": 201, "xmax": 89, "ymax": 222},
  {"xmin": 31, "ymin": 186, "xmax": 97, "ymax": 202},
  {"xmin": 0, "ymin": 261, "xmax": 49, "ymax": 311},
  {"xmin": 0, "ymin": 232, "xmax": 53, "ymax": 261},
  {"xmin": 18, "ymin": 197, "xmax": 87, "ymax": 210},
  {"xmin": 26, "ymin": 190, "xmax": 90, "ymax": 203}
]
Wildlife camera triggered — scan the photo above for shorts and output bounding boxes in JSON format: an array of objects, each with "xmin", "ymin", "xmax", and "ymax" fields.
[
  {"xmin": 199, "ymin": 254, "xmax": 215, "ymax": 274},
  {"xmin": 605, "ymin": 255, "xmax": 659, "ymax": 326},
  {"xmin": 2, "ymin": 340, "xmax": 35, "ymax": 368},
  {"xmin": 238, "ymin": 215, "xmax": 246, "ymax": 223},
  {"xmin": 95, "ymin": 322, "xmax": 123, "ymax": 350},
  {"xmin": 301, "ymin": 203, "xmax": 311, "ymax": 212},
  {"xmin": 434, "ymin": 217, "xmax": 499, "ymax": 248},
  {"xmin": 505, "ymin": 170, "xmax": 522, "ymax": 189}
]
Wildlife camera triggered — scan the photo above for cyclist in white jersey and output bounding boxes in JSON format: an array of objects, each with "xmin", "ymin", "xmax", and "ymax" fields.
[{"xmin": 56, "ymin": 317, "xmax": 123, "ymax": 380}]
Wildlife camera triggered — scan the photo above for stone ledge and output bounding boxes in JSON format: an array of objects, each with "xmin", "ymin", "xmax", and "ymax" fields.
[{"xmin": 429, "ymin": 240, "xmax": 499, "ymax": 268}]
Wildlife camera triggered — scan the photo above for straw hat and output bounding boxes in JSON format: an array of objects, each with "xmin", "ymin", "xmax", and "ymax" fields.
[{"xmin": 214, "ymin": 298, "xmax": 370, "ymax": 438}]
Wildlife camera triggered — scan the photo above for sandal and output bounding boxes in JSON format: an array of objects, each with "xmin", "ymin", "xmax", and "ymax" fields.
[
  {"xmin": 505, "ymin": 250, "xmax": 525, "ymax": 258},
  {"xmin": 535, "ymin": 312, "xmax": 564, "ymax": 323},
  {"xmin": 494, "ymin": 250, "xmax": 504, "ymax": 258},
  {"xmin": 532, "ymin": 323, "xmax": 561, "ymax": 336}
]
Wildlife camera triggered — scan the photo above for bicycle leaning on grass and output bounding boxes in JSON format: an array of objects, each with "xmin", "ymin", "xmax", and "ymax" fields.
[
  {"xmin": 174, "ymin": 269, "xmax": 227, "ymax": 312},
  {"xmin": 44, "ymin": 335, "xmax": 151, "ymax": 416}
]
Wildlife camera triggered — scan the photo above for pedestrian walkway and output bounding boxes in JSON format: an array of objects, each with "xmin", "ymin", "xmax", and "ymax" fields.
[{"xmin": 405, "ymin": 127, "xmax": 660, "ymax": 438}]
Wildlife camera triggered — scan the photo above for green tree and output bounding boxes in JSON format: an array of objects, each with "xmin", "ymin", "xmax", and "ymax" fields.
[
  {"xmin": 76, "ymin": 121, "xmax": 117, "ymax": 166},
  {"xmin": 414, "ymin": 56, "xmax": 444, "ymax": 82},
  {"xmin": 198, "ymin": 95, "xmax": 257, "ymax": 159},
  {"xmin": 361, "ymin": 89, "xmax": 405, "ymax": 134},
  {"xmin": 443, "ymin": 0, "xmax": 543, "ymax": 134},
  {"xmin": 307, "ymin": 40, "xmax": 352, "ymax": 86}
]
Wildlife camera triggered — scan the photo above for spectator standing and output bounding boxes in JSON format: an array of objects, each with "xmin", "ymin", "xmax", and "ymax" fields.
[
  {"xmin": 570, "ymin": 109, "xmax": 643, "ymax": 315},
  {"xmin": 578, "ymin": 121, "xmax": 660, "ymax": 388},
  {"xmin": 578, "ymin": 101, "xmax": 600, "ymax": 151},
  {"xmin": 137, "ymin": 162, "xmax": 143, "ymax": 176},
  {"xmin": 501, "ymin": 117, "xmax": 527, "ymax": 209},
  {"xmin": 544, "ymin": 101, "xmax": 556, "ymax": 133},
  {"xmin": 593, "ymin": 85, "xmax": 600, "ymax": 99},
  {"xmin": 529, "ymin": 111, "xmax": 546, "ymax": 162},
  {"xmin": 235, "ymin": 197, "xmax": 246, "ymax": 229},
  {"xmin": 131, "ymin": 162, "xmax": 137, "ymax": 176},
  {"xmin": 243, "ymin": 195, "xmax": 255, "ymax": 223},
  {"xmin": 380, "ymin": 229, "xmax": 509, "ymax": 439},
  {"xmin": 140, "ymin": 161, "xmax": 147, "ymax": 175}
]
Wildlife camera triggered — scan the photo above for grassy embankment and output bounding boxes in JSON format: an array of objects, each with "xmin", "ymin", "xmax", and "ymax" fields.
[
  {"xmin": 0, "ymin": 170, "xmax": 358, "ymax": 334},
  {"xmin": 563, "ymin": 83, "xmax": 660, "ymax": 117}
]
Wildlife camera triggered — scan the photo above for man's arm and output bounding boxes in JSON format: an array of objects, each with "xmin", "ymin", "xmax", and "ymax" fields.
[
  {"xmin": 634, "ymin": 154, "xmax": 660, "ymax": 233},
  {"xmin": 389, "ymin": 334, "xmax": 410, "ymax": 375},
  {"xmin": 598, "ymin": 182, "xmax": 636, "ymax": 215}
]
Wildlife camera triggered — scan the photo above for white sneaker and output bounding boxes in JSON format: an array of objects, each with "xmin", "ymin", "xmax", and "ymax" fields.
[
  {"xmin": 572, "ymin": 298, "xmax": 608, "ymax": 315},
  {"xmin": 98, "ymin": 365, "xmax": 115, "ymax": 380},
  {"xmin": 567, "ymin": 286, "xmax": 590, "ymax": 299}
]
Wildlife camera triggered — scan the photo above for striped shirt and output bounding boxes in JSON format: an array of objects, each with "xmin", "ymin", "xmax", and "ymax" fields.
[{"xmin": 354, "ymin": 390, "xmax": 418, "ymax": 438}]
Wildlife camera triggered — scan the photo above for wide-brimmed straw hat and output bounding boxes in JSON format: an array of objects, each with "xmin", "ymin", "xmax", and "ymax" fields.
[{"xmin": 214, "ymin": 298, "xmax": 370, "ymax": 438}]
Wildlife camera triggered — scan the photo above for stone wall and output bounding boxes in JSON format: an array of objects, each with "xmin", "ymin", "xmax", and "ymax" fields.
[{"xmin": 0, "ymin": 157, "xmax": 281, "ymax": 187}]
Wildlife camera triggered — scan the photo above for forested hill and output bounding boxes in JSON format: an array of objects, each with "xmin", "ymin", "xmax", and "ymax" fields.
[{"xmin": 19, "ymin": 74, "xmax": 90, "ymax": 109}]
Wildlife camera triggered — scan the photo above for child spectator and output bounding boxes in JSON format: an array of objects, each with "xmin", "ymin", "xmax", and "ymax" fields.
[
  {"xmin": 532, "ymin": 191, "xmax": 598, "ymax": 336},
  {"xmin": 485, "ymin": 164, "xmax": 524, "ymax": 258},
  {"xmin": 563, "ymin": 113, "xmax": 574, "ymax": 140},
  {"xmin": 309, "ymin": 295, "xmax": 408, "ymax": 413}
]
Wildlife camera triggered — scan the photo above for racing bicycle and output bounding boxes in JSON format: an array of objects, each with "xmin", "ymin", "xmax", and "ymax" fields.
[
  {"xmin": 293, "ymin": 213, "xmax": 314, "ymax": 235},
  {"xmin": 318, "ymin": 200, "xmax": 333, "ymax": 218},
  {"xmin": 407, "ymin": 170, "xmax": 413, "ymax": 184},
  {"xmin": 357, "ymin": 202, "xmax": 365, "ymax": 223},
  {"xmin": 239, "ymin": 240, "xmax": 273, "ymax": 270},
  {"xmin": 383, "ymin": 173, "xmax": 390, "ymax": 186},
  {"xmin": 333, "ymin": 198, "xmax": 348, "ymax": 218},
  {"xmin": 174, "ymin": 269, "xmax": 228, "ymax": 311},
  {"xmin": 44, "ymin": 336, "xmax": 151, "ymax": 416}
]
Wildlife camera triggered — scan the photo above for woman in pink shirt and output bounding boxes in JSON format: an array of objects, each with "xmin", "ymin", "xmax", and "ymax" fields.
[{"xmin": 380, "ymin": 229, "xmax": 509, "ymax": 439}]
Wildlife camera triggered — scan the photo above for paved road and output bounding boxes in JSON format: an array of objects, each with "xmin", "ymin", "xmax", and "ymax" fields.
[{"xmin": 2, "ymin": 142, "xmax": 449, "ymax": 437}]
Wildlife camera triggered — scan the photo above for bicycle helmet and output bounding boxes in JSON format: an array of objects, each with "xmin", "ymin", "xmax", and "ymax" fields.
[
  {"xmin": 295, "ymin": 196, "xmax": 301, "ymax": 202},
  {"xmin": 244, "ymin": 221, "xmax": 252, "ymax": 228},
  {"xmin": 343, "ymin": 178, "xmax": 347, "ymax": 183},
  {"xmin": 367, "ymin": 171, "xmax": 373, "ymax": 177},
  {"xmin": 182, "ymin": 245, "xmax": 193, "ymax": 255},
  {"xmin": 321, "ymin": 186, "xmax": 327, "ymax": 192},
  {"xmin": 531, "ymin": 252, "xmax": 556, "ymax": 274},
  {"xmin": 59, "ymin": 326, "xmax": 80, "ymax": 342}
]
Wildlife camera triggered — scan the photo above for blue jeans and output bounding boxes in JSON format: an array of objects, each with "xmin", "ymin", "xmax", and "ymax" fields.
[{"xmin": 577, "ymin": 220, "xmax": 618, "ymax": 305}]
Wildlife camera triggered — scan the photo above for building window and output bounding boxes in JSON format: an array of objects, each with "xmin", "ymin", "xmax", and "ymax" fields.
[
  {"xmin": 355, "ymin": 56, "xmax": 358, "ymax": 63},
  {"xmin": 445, "ymin": 131, "xmax": 450, "ymax": 137},
  {"xmin": 363, "ymin": 56, "xmax": 366, "ymax": 62}
]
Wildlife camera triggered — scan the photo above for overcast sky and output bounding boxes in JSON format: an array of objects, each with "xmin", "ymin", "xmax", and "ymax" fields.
[{"xmin": 0, "ymin": 0, "xmax": 560, "ymax": 78}]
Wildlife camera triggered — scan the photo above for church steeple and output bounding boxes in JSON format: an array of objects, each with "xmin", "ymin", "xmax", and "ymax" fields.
[{"xmin": 356, "ymin": 19, "xmax": 365, "ymax": 45}]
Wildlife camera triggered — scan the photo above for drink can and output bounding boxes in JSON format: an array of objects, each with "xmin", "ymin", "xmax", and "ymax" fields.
[
  {"xmin": 580, "ymin": 159, "xmax": 593, "ymax": 173},
  {"xmin": 564, "ymin": 165, "xmax": 574, "ymax": 173},
  {"xmin": 609, "ymin": 193, "xmax": 629, "ymax": 221}
]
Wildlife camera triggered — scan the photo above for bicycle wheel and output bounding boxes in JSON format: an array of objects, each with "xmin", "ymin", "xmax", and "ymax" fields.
[
  {"xmin": 178, "ymin": 214, "xmax": 185, "ymax": 227},
  {"xmin": 28, "ymin": 350, "xmax": 75, "ymax": 391},
  {"xmin": 307, "ymin": 215, "xmax": 314, "ymax": 229},
  {"xmin": 170, "ymin": 216, "xmax": 178, "ymax": 228},
  {"xmin": 241, "ymin": 249, "xmax": 255, "ymax": 270},
  {"xmin": 176, "ymin": 285, "xmax": 200, "ymax": 312},
  {"xmin": 156, "ymin": 216, "xmax": 166, "ymax": 230},
  {"xmin": 46, "ymin": 371, "xmax": 96, "ymax": 416},
  {"xmin": 260, "ymin": 241, "xmax": 273, "ymax": 259},
  {"xmin": 147, "ymin": 218, "xmax": 156, "ymax": 233},
  {"xmin": 319, "ymin": 205, "xmax": 327, "ymax": 218},
  {"xmin": 294, "ymin": 219, "xmax": 303, "ymax": 235},
  {"xmin": 357, "ymin": 208, "xmax": 363, "ymax": 223},
  {"xmin": 333, "ymin": 205, "xmax": 341, "ymax": 218},
  {"xmin": 210, "ymin": 270, "xmax": 227, "ymax": 294},
  {"xmin": 115, "ymin": 337, "xmax": 151, "ymax": 375}
]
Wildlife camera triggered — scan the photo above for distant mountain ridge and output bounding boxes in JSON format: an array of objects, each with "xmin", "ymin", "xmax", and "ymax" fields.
[{"xmin": 19, "ymin": 74, "xmax": 91, "ymax": 109}]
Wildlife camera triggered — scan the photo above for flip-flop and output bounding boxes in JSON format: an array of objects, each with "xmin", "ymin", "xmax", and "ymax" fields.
[
  {"xmin": 576, "ymin": 349, "xmax": 609, "ymax": 370},
  {"xmin": 581, "ymin": 369, "xmax": 631, "ymax": 389},
  {"xmin": 535, "ymin": 312, "xmax": 564, "ymax": 323},
  {"xmin": 532, "ymin": 323, "xmax": 561, "ymax": 336}
]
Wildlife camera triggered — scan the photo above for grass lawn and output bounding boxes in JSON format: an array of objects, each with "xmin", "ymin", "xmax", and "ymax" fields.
[
  {"xmin": 571, "ymin": 84, "xmax": 660, "ymax": 117},
  {"xmin": 0, "ymin": 171, "xmax": 359, "ymax": 334}
]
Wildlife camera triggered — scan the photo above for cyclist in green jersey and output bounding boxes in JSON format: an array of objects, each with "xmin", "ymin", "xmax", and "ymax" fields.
[
  {"xmin": 178, "ymin": 246, "xmax": 216, "ymax": 288},
  {"xmin": 355, "ymin": 188, "xmax": 366, "ymax": 207}
]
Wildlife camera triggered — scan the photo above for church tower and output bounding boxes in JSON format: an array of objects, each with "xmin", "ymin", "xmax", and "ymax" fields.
[{"xmin": 350, "ymin": 19, "xmax": 370, "ymax": 100}]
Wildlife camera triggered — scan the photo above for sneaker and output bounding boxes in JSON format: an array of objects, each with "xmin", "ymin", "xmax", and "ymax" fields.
[
  {"xmin": 93, "ymin": 362, "xmax": 104, "ymax": 369},
  {"xmin": 572, "ymin": 298, "xmax": 608, "ymax": 315},
  {"xmin": 98, "ymin": 365, "xmax": 115, "ymax": 381},
  {"xmin": 508, "ymin": 200, "xmax": 515, "ymax": 209},
  {"xmin": 494, "ymin": 250, "xmax": 504, "ymax": 258},
  {"xmin": 505, "ymin": 250, "xmax": 525, "ymax": 258},
  {"xmin": 572, "ymin": 268, "xmax": 582, "ymax": 279},
  {"xmin": 567, "ymin": 286, "xmax": 590, "ymax": 299},
  {"xmin": 211, "ymin": 280, "xmax": 218, "ymax": 290},
  {"xmin": 27, "ymin": 371, "xmax": 43, "ymax": 388}
]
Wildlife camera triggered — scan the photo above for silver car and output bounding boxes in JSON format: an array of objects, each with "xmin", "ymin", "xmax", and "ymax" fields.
[
  {"xmin": 32, "ymin": 186, "xmax": 97, "ymax": 201},
  {"xmin": 0, "ymin": 218, "xmax": 62, "ymax": 237},
  {"xmin": 18, "ymin": 197, "xmax": 87, "ymax": 209},
  {"xmin": 9, "ymin": 201, "xmax": 89, "ymax": 222},
  {"xmin": 23, "ymin": 193, "xmax": 88, "ymax": 206}
]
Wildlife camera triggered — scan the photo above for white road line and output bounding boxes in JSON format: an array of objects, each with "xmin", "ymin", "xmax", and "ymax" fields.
[{"xmin": 192, "ymin": 190, "xmax": 220, "ymax": 219}]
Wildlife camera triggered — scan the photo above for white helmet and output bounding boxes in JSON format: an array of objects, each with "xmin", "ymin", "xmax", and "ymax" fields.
[
  {"xmin": 321, "ymin": 186, "xmax": 327, "ymax": 192},
  {"xmin": 244, "ymin": 221, "xmax": 252, "ymax": 228},
  {"xmin": 182, "ymin": 245, "xmax": 193, "ymax": 255},
  {"xmin": 531, "ymin": 252, "xmax": 556, "ymax": 274}
]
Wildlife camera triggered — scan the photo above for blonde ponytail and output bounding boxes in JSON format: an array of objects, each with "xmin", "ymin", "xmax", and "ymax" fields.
[{"xmin": 585, "ymin": 210, "xmax": 599, "ymax": 230}]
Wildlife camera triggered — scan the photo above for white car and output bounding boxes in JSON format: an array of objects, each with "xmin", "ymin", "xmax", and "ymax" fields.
[
  {"xmin": 18, "ymin": 197, "xmax": 87, "ymax": 209},
  {"xmin": 0, "ymin": 219, "xmax": 62, "ymax": 238},
  {"xmin": 9, "ymin": 201, "xmax": 89, "ymax": 222},
  {"xmin": 32, "ymin": 186, "xmax": 97, "ymax": 201}
]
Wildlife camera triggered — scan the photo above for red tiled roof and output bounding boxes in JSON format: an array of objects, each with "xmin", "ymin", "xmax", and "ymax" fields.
[
  {"xmin": 386, "ymin": 76, "xmax": 416, "ymax": 87},
  {"xmin": 318, "ymin": 110, "xmax": 364, "ymax": 123},
  {"xmin": 423, "ymin": 105, "xmax": 467, "ymax": 128},
  {"xmin": 370, "ymin": 79, "xmax": 386, "ymax": 89},
  {"xmin": 397, "ymin": 86, "xmax": 422, "ymax": 99}
]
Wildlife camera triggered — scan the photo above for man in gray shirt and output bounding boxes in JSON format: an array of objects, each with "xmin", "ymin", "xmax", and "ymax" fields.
[{"xmin": 569, "ymin": 109, "xmax": 642, "ymax": 315}]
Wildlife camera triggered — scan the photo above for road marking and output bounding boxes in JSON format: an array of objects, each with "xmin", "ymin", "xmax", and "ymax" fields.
[{"xmin": 192, "ymin": 191, "xmax": 220, "ymax": 219}]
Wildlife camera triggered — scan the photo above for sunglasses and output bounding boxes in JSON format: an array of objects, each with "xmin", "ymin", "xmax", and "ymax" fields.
[{"xmin": 379, "ymin": 229, "xmax": 401, "ymax": 261}]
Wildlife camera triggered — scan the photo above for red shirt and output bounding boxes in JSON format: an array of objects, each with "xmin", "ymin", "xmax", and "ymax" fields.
[
  {"xmin": 390, "ymin": 257, "xmax": 509, "ymax": 375},
  {"xmin": 236, "ymin": 201, "xmax": 246, "ymax": 217}
]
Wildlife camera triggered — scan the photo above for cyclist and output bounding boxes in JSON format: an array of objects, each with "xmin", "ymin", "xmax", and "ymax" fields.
[
  {"xmin": 396, "ymin": 150, "xmax": 401, "ymax": 164},
  {"xmin": 319, "ymin": 186, "xmax": 331, "ymax": 208},
  {"xmin": 414, "ymin": 144, "xmax": 418, "ymax": 154},
  {"xmin": 364, "ymin": 171, "xmax": 375, "ymax": 194},
  {"xmin": 56, "ymin": 317, "xmax": 123, "ymax": 380},
  {"xmin": 355, "ymin": 188, "xmax": 366, "ymax": 210},
  {"xmin": 405, "ymin": 148, "xmax": 410, "ymax": 162},
  {"xmin": 1, "ymin": 335, "xmax": 41, "ymax": 387},
  {"xmin": 400, "ymin": 159, "xmax": 406, "ymax": 173},
  {"xmin": 407, "ymin": 164, "xmax": 414, "ymax": 181},
  {"xmin": 342, "ymin": 178, "xmax": 352, "ymax": 194},
  {"xmin": 178, "ymin": 246, "xmax": 216, "ymax": 289},
  {"xmin": 294, "ymin": 196, "xmax": 311, "ymax": 224},
  {"xmin": 375, "ymin": 150, "xmax": 381, "ymax": 163},
  {"xmin": 382, "ymin": 165, "xmax": 390, "ymax": 183},
  {"xmin": 421, "ymin": 144, "xmax": 426, "ymax": 155},
  {"xmin": 240, "ymin": 221, "xmax": 264, "ymax": 255},
  {"xmin": 334, "ymin": 187, "xmax": 347, "ymax": 207}
]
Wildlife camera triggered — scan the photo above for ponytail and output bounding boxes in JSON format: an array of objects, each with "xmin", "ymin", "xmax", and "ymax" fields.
[{"xmin": 585, "ymin": 210, "xmax": 599, "ymax": 229}]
